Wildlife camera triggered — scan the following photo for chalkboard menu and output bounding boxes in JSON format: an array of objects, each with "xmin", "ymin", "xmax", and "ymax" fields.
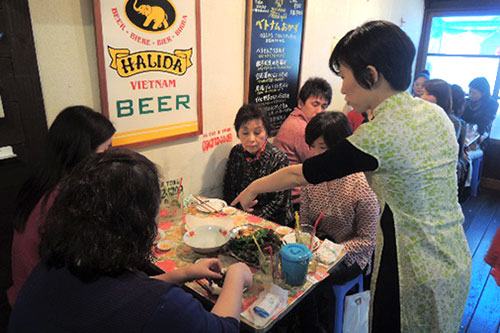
[{"xmin": 244, "ymin": 0, "xmax": 306, "ymax": 136}]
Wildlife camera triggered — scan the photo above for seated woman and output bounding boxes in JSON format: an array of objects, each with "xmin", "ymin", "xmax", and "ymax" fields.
[
  {"xmin": 9, "ymin": 105, "xmax": 115, "ymax": 307},
  {"xmin": 300, "ymin": 112, "xmax": 379, "ymax": 283},
  {"xmin": 223, "ymin": 104, "xmax": 293, "ymax": 226},
  {"xmin": 462, "ymin": 77, "xmax": 499, "ymax": 136},
  {"xmin": 9, "ymin": 148, "xmax": 252, "ymax": 332}
]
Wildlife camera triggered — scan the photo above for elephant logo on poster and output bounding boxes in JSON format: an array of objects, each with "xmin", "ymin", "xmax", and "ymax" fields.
[{"xmin": 125, "ymin": 0, "xmax": 176, "ymax": 33}]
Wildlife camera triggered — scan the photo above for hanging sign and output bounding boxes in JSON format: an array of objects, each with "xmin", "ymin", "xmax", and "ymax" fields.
[
  {"xmin": 244, "ymin": 0, "xmax": 306, "ymax": 136},
  {"xmin": 93, "ymin": 0, "xmax": 203, "ymax": 148}
]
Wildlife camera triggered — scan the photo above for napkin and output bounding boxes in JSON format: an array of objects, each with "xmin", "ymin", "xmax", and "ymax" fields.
[
  {"xmin": 242, "ymin": 284, "xmax": 288, "ymax": 327},
  {"xmin": 315, "ymin": 239, "xmax": 344, "ymax": 265}
]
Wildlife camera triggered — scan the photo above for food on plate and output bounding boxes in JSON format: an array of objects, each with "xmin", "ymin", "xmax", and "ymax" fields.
[
  {"xmin": 275, "ymin": 226, "xmax": 293, "ymax": 236},
  {"xmin": 156, "ymin": 239, "xmax": 174, "ymax": 252},
  {"xmin": 227, "ymin": 226, "xmax": 282, "ymax": 266},
  {"xmin": 222, "ymin": 206, "xmax": 237, "ymax": 215}
]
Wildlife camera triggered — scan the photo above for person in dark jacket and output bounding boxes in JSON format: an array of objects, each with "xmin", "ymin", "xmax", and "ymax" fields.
[
  {"xmin": 462, "ymin": 77, "xmax": 498, "ymax": 135},
  {"xmin": 9, "ymin": 148, "xmax": 252, "ymax": 333}
]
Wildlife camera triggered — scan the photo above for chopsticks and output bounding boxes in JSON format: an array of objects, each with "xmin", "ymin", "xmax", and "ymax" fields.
[
  {"xmin": 193, "ymin": 195, "xmax": 218, "ymax": 213},
  {"xmin": 195, "ymin": 280, "xmax": 212, "ymax": 295}
]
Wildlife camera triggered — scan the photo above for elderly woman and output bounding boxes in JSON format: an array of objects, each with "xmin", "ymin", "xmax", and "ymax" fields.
[
  {"xmin": 223, "ymin": 104, "xmax": 293, "ymax": 226},
  {"xmin": 9, "ymin": 148, "xmax": 252, "ymax": 332},
  {"xmin": 232, "ymin": 21, "xmax": 471, "ymax": 332}
]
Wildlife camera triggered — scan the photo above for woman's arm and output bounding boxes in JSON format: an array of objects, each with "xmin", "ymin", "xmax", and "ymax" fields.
[
  {"xmin": 232, "ymin": 139, "xmax": 378, "ymax": 212},
  {"xmin": 211, "ymin": 263, "xmax": 252, "ymax": 320},
  {"xmin": 153, "ymin": 258, "xmax": 223, "ymax": 285},
  {"xmin": 231, "ymin": 164, "xmax": 307, "ymax": 211}
]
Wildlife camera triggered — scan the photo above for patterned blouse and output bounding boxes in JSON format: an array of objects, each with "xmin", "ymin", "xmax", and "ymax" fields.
[
  {"xmin": 300, "ymin": 173, "xmax": 379, "ymax": 272},
  {"xmin": 223, "ymin": 142, "xmax": 294, "ymax": 226}
]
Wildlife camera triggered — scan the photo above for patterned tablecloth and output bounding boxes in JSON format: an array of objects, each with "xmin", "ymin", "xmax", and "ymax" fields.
[{"xmin": 153, "ymin": 202, "xmax": 344, "ymax": 332}]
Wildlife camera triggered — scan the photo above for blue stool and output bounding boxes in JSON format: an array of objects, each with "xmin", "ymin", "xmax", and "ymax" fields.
[
  {"xmin": 470, "ymin": 155, "xmax": 483, "ymax": 197},
  {"xmin": 331, "ymin": 274, "xmax": 364, "ymax": 333}
]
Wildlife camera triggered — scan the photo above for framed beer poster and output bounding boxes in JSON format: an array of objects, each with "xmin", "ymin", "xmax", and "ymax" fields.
[
  {"xmin": 93, "ymin": 0, "xmax": 202, "ymax": 148},
  {"xmin": 244, "ymin": 0, "xmax": 306, "ymax": 136}
]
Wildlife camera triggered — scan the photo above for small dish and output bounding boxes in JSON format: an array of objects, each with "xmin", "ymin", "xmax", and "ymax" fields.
[
  {"xmin": 195, "ymin": 198, "xmax": 227, "ymax": 213},
  {"xmin": 221, "ymin": 206, "xmax": 237, "ymax": 215},
  {"xmin": 156, "ymin": 239, "xmax": 174, "ymax": 252},
  {"xmin": 183, "ymin": 225, "xmax": 230, "ymax": 254},
  {"xmin": 283, "ymin": 232, "xmax": 320, "ymax": 252},
  {"xmin": 275, "ymin": 226, "xmax": 293, "ymax": 237}
]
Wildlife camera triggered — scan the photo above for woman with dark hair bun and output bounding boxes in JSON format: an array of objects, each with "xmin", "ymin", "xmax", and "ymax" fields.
[
  {"xmin": 9, "ymin": 148, "xmax": 252, "ymax": 332},
  {"xmin": 421, "ymin": 79, "xmax": 452, "ymax": 113},
  {"xmin": 8, "ymin": 105, "xmax": 116, "ymax": 307},
  {"xmin": 232, "ymin": 20, "xmax": 471, "ymax": 332},
  {"xmin": 462, "ymin": 76, "xmax": 499, "ymax": 135}
]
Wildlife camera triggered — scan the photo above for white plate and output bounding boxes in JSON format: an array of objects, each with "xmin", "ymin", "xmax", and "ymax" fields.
[
  {"xmin": 195, "ymin": 198, "xmax": 227, "ymax": 213},
  {"xmin": 283, "ymin": 232, "xmax": 320, "ymax": 252}
]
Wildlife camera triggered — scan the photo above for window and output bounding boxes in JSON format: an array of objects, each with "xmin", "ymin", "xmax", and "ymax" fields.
[{"xmin": 419, "ymin": 14, "xmax": 500, "ymax": 139}]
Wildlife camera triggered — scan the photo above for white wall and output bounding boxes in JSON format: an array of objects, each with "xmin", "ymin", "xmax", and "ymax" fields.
[
  {"xmin": 28, "ymin": 0, "xmax": 424, "ymax": 197},
  {"xmin": 300, "ymin": 0, "xmax": 424, "ymax": 112}
]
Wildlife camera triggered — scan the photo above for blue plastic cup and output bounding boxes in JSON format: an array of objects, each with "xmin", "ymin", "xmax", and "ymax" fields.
[{"xmin": 280, "ymin": 243, "xmax": 312, "ymax": 286}]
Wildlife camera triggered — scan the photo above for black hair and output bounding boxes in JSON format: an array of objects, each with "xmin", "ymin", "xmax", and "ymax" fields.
[
  {"xmin": 39, "ymin": 147, "xmax": 160, "ymax": 281},
  {"xmin": 329, "ymin": 20, "xmax": 416, "ymax": 91},
  {"xmin": 305, "ymin": 111, "xmax": 353, "ymax": 149},
  {"xmin": 298, "ymin": 77, "xmax": 333, "ymax": 105},
  {"xmin": 415, "ymin": 70, "xmax": 430, "ymax": 80},
  {"xmin": 424, "ymin": 79, "xmax": 452, "ymax": 114},
  {"xmin": 469, "ymin": 77, "xmax": 491, "ymax": 100},
  {"xmin": 14, "ymin": 106, "xmax": 116, "ymax": 232},
  {"xmin": 234, "ymin": 104, "xmax": 271, "ymax": 136},
  {"xmin": 451, "ymin": 84, "xmax": 465, "ymax": 116}
]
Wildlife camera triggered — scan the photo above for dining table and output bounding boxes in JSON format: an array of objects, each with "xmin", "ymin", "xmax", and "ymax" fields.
[{"xmin": 153, "ymin": 196, "xmax": 345, "ymax": 332}]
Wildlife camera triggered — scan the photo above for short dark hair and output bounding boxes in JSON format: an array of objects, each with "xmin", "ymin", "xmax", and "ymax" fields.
[
  {"xmin": 234, "ymin": 104, "xmax": 271, "ymax": 136},
  {"xmin": 14, "ymin": 105, "xmax": 116, "ymax": 232},
  {"xmin": 451, "ymin": 84, "xmax": 465, "ymax": 115},
  {"xmin": 469, "ymin": 77, "xmax": 491, "ymax": 100},
  {"xmin": 329, "ymin": 20, "xmax": 416, "ymax": 91},
  {"xmin": 39, "ymin": 148, "xmax": 160, "ymax": 281},
  {"xmin": 424, "ymin": 79, "xmax": 452, "ymax": 114},
  {"xmin": 298, "ymin": 77, "xmax": 333, "ymax": 105},
  {"xmin": 305, "ymin": 111, "xmax": 353, "ymax": 149}
]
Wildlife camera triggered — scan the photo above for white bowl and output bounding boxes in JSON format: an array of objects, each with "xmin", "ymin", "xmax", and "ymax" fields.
[{"xmin": 183, "ymin": 225, "xmax": 230, "ymax": 254}]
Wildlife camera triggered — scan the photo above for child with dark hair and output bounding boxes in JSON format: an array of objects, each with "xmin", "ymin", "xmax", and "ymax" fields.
[
  {"xmin": 233, "ymin": 21, "xmax": 471, "ymax": 332},
  {"xmin": 8, "ymin": 105, "xmax": 116, "ymax": 307},
  {"xmin": 462, "ymin": 76, "xmax": 499, "ymax": 135},
  {"xmin": 223, "ymin": 104, "xmax": 293, "ymax": 226},
  {"xmin": 301, "ymin": 112, "xmax": 378, "ymax": 283},
  {"xmin": 274, "ymin": 77, "xmax": 332, "ymax": 208},
  {"xmin": 9, "ymin": 148, "xmax": 252, "ymax": 332},
  {"xmin": 412, "ymin": 69, "xmax": 430, "ymax": 97}
]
